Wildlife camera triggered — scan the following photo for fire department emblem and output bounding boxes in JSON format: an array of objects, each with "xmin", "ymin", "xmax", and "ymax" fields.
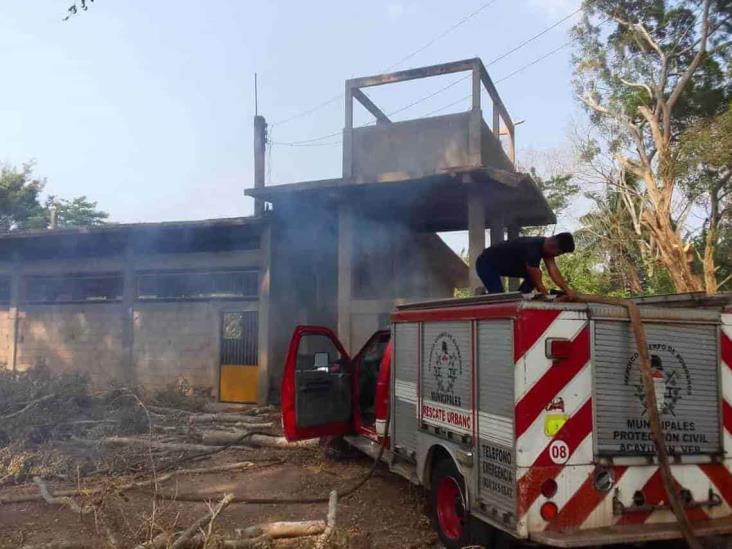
[
  {"xmin": 428, "ymin": 332, "xmax": 463, "ymax": 395},
  {"xmin": 624, "ymin": 346, "xmax": 691, "ymax": 417}
]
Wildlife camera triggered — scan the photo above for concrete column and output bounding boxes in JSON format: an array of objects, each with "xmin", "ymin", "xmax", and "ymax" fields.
[
  {"xmin": 507, "ymin": 224, "xmax": 521, "ymax": 291},
  {"xmin": 256, "ymin": 224, "xmax": 271, "ymax": 405},
  {"xmin": 468, "ymin": 186, "xmax": 486, "ymax": 292},
  {"xmin": 120, "ymin": 245, "xmax": 135, "ymax": 386},
  {"xmin": 8, "ymin": 252, "xmax": 21, "ymax": 372},
  {"xmin": 337, "ymin": 202, "xmax": 353, "ymax": 351},
  {"xmin": 253, "ymin": 115, "xmax": 267, "ymax": 217},
  {"xmin": 342, "ymin": 85, "xmax": 354, "ymax": 180}
]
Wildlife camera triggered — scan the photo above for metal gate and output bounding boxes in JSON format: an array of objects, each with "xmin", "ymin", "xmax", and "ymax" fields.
[{"xmin": 219, "ymin": 311, "xmax": 259, "ymax": 403}]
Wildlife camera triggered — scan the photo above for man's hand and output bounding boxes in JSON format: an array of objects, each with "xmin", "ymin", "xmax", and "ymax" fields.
[{"xmin": 556, "ymin": 288, "xmax": 578, "ymax": 302}]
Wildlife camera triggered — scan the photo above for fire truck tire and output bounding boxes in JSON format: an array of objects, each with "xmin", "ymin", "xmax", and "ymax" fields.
[{"xmin": 430, "ymin": 458, "xmax": 492, "ymax": 548}]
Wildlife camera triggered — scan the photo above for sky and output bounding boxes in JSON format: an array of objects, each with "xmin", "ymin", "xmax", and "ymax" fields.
[{"xmin": 0, "ymin": 0, "xmax": 584, "ymax": 242}]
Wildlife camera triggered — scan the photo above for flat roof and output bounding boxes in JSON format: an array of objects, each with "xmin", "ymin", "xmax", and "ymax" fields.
[
  {"xmin": 246, "ymin": 167, "xmax": 555, "ymax": 231},
  {"xmin": 0, "ymin": 215, "xmax": 264, "ymax": 241},
  {"xmin": 0, "ymin": 215, "xmax": 265, "ymax": 259}
]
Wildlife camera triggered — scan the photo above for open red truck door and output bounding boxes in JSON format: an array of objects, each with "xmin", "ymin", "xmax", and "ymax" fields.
[{"xmin": 281, "ymin": 326, "xmax": 354, "ymax": 441}]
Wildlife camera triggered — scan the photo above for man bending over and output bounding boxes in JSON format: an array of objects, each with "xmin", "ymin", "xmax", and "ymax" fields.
[{"xmin": 476, "ymin": 233, "xmax": 576, "ymax": 297}]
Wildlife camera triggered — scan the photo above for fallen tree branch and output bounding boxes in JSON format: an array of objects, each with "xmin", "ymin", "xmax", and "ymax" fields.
[
  {"xmin": 101, "ymin": 437, "xmax": 243, "ymax": 453},
  {"xmin": 1, "ymin": 393, "xmax": 56, "ymax": 420},
  {"xmin": 20, "ymin": 541, "xmax": 96, "ymax": 549},
  {"xmin": 3, "ymin": 462, "xmax": 257, "ymax": 505},
  {"xmin": 187, "ymin": 413, "xmax": 273, "ymax": 427},
  {"xmin": 171, "ymin": 493, "xmax": 234, "ymax": 549},
  {"xmin": 33, "ymin": 476, "xmax": 96, "ymax": 515},
  {"xmin": 316, "ymin": 490, "xmax": 338, "ymax": 549},
  {"xmin": 197, "ymin": 431, "xmax": 317, "ymax": 449},
  {"xmin": 237, "ymin": 520, "xmax": 325, "ymax": 540}
]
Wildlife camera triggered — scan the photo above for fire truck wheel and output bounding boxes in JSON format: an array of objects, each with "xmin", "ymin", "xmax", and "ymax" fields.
[{"xmin": 430, "ymin": 458, "xmax": 485, "ymax": 548}]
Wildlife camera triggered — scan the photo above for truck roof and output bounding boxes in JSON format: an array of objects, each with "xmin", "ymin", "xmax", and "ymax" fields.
[{"xmin": 392, "ymin": 292, "xmax": 729, "ymax": 323}]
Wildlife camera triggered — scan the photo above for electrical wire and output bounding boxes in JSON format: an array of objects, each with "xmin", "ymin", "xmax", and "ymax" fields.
[
  {"xmin": 485, "ymin": 8, "xmax": 580, "ymax": 66},
  {"xmin": 272, "ymin": 8, "xmax": 583, "ymax": 146},
  {"xmin": 382, "ymin": 0, "xmax": 500, "ymax": 72},
  {"xmin": 271, "ymin": 0, "xmax": 501, "ymax": 127}
]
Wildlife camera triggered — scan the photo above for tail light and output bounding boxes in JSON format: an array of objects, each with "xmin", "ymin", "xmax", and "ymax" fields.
[
  {"xmin": 540, "ymin": 501, "xmax": 558, "ymax": 521},
  {"xmin": 546, "ymin": 338, "xmax": 571, "ymax": 362},
  {"xmin": 541, "ymin": 478, "xmax": 558, "ymax": 498}
]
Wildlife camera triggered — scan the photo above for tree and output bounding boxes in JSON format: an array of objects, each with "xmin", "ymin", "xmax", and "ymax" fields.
[
  {"xmin": 573, "ymin": 0, "xmax": 731, "ymax": 292},
  {"xmin": 675, "ymin": 104, "xmax": 732, "ymax": 291},
  {"xmin": 44, "ymin": 196, "xmax": 109, "ymax": 227},
  {"xmin": 0, "ymin": 164, "xmax": 108, "ymax": 231},
  {"xmin": 531, "ymin": 169, "xmax": 581, "ymax": 224},
  {"xmin": 0, "ymin": 164, "xmax": 47, "ymax": 231}
]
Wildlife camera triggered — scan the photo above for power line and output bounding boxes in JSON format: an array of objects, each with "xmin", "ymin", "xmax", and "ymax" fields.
[
  {"xmin": 383, "ymin": 0, "xmax": 500, "ymax": 72},
  {"xmin": 420, "ymin": 41, "xmax": 573, "ymax": 117},
  {"xmin": 274, "ymin": 39, "xmax": 573, "ymax": 145},
  {"xmin": 495, "ymin": 41, "xmax": 572, "ymax": 83},
  {"xmin": 270, "ymin": 139, "xmax": 342, "ymax": 147},
  {"xmin": 271, "ymin": 0, "xmax": 501, "ymax": 127},
  {"xmin": 485, "ymin": 8, "xmax": 580, "ymax": 66},
  {"xmin": 270, "ymin": 94, "xmax": 342, "ymax": 128},
  {"xmin": 273, "ymin": 7, "xmax": 583, "ymax": 145}
]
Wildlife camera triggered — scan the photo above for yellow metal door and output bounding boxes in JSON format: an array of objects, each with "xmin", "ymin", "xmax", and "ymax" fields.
[{"xmin": 219, "ymin": 311, "xmax": 258, "ymax": 403}]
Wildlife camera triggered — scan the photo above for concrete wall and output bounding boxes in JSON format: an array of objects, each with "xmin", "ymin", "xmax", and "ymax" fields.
[
  {"xmin": 350, "ymin": 110, "xmax": 514, "ymax": 184},
  {"xmin": 1, "ymin": 247, "xmax": 262, "ymax": 399},
  {"xmin": 0, "ymin": 308, "xmax": 12, "ymax": 369},
  {"xmin": 351, "ymin": 112, "xmax": 475, "ymax": 183},
  {"xmin": 133, "ymin": 301, "xmax": 257, "ymax": 395},
  {"xmin": 16, "ymin": 304, "xmax": 124, "ymax": 387},
  {"xmin": 480, "ymin": 119, "xmax": 514, "ymax": 171}
]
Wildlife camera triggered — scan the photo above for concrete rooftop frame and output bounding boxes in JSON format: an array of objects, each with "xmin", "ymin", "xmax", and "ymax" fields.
[{"xmin": 343, "ymin": 57, "xmax": 516, "ymax": 181}]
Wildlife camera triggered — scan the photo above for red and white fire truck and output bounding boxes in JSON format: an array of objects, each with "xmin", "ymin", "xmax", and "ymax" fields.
[{"xmin": 281, "ymin": 294, "xmax": 732, "ymax": 547}]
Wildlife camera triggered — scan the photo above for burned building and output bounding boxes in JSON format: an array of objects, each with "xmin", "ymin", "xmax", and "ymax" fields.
[{"xmin": 0, "ymin": 58, "xmax": 553, "ymax": 403}]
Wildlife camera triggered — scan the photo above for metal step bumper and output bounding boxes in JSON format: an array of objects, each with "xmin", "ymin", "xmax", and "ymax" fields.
[{"xmin": 531, "ymin": 516, "xmax": 732, "ymax": 547}]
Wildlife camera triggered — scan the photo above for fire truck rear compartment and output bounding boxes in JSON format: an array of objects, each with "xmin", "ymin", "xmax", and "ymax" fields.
[{"xmin": 593, "ymin": 319, "xmax": 721, "ymax": 457}]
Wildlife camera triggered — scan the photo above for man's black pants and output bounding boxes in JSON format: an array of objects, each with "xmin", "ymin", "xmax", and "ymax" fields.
[{"xmin": 476, "ymin": 253, "xmax": 535, "ymax": 294}]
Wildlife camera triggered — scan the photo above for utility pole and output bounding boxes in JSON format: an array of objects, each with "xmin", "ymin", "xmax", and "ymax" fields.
[{"xmin": 253, "ymin": 74, "xmax": 267, "ymax": 217}]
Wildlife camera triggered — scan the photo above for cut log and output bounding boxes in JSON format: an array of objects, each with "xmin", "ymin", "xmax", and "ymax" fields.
[
  {"xmin": 221, "ymin": 538, "xmax": 272, "ymax": 549},
  {"xmin": 316, "ymin": 490, "xmax": 338, "ymax": 548},
  {"xmin": 101, "ymin": 436, "xmax": 236, "ymax": 452},
  {"xmin": 236, "ymin": 520, "xmax": 325, "ymax": 539},
  {"xmin": 198, "ymin": 431, "xmax": 316, "ymax": 448},
  {"xmin": 187, "ymin": 413, "xmax": 273, "ymax": 427}
]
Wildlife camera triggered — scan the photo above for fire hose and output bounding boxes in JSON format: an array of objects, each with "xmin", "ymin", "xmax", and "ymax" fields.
[{"xmin": 571, "ymin": 293, "xmax": 702, "ymax": 549}]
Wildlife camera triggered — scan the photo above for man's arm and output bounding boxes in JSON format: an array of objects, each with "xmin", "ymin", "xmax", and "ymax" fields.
[
  {"xmin": 526, "ymin": 265, "xmax": 548, "ymax": 294},
  {"xmin": 544, "ymin": 257, "xmax": 576, "ymax": 297}
]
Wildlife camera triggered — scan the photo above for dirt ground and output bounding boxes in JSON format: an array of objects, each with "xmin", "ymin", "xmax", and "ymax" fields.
[{"xmin": 0, "ymin": 437, "xmax": 438, "ymax": 548}]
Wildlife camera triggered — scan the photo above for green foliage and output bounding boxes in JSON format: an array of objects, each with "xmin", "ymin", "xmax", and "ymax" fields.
[
  {"xmin": 573, "ymin": 0, "xmax": 730, "ymax": 130},
  {"xmin": 0, "ymin": 164, "xmax": 108, "ymax": 231},
  {"xmin": 0, "ymin": 164, "xmax": 47, "ymax": 231},
  {"xmin": 45, "ymin": 195, "xmax": 109, "ymax": 227},
  {"xmin": 530, "ymin": 169, "xmax": 580, "ymax": 221},
  {"xmin": 675, "ymin": 103, "xmax": 732, "ymax": 198},
  {"xmin": 571, "ymin": 0, "xmax": 731, "ymax": 292}
]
